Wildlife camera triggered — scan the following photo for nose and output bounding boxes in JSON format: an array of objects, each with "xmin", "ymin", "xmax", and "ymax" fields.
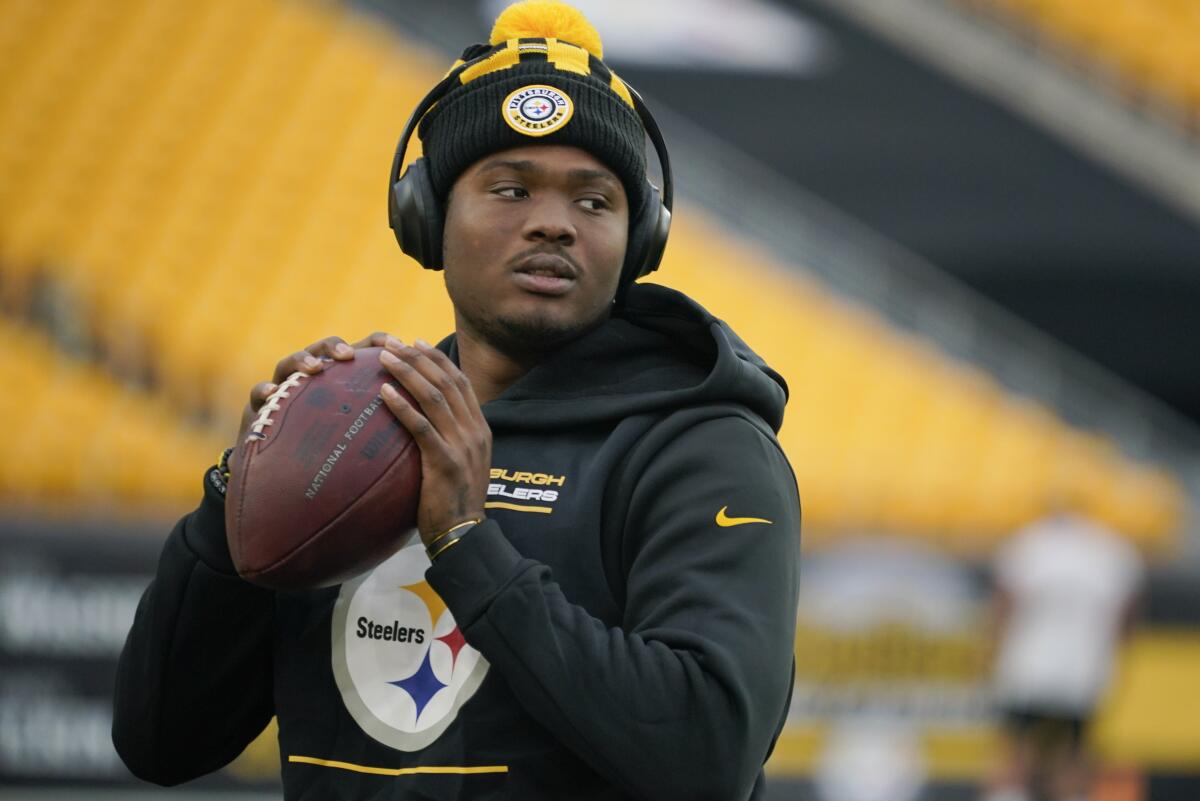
[{"xmin": 522, "ymin": 195, "xmax": 576, "ymax": 247}]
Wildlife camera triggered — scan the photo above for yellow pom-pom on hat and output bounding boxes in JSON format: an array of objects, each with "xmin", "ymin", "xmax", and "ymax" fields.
[{"xmin": 490, "ymin": 1, "xmax": 604, "ymax": 59}]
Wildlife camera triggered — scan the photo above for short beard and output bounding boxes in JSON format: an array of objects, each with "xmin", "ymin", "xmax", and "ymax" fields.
[{"xmin": 462, "ymin": 305, "xmax": 610, "ymax": 363}]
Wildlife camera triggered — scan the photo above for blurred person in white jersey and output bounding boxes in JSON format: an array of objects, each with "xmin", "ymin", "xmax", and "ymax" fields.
[{"xmin": 981, "ymin": 496, "xmax": 1143, "ymax": 801}]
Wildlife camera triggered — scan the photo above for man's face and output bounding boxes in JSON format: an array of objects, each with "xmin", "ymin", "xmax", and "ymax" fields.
[{"xmin": 441, "ymin": 144, "xmax": 629, "ymax": 358}]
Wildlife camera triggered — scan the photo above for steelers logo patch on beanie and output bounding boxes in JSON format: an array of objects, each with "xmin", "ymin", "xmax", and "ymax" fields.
[
  {"xmin": 503, "ymin": 85, "xmax": 574, "ymax": 136},
  {"xmin": 417, "ymin": 1, "xmax": 648, "ymax": 212}
]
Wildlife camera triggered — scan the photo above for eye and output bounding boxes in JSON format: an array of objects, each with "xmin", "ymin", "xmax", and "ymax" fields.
[
  {"xmin": 493, "ymin": 186, "xmax": 529, "ymax": 199},
  {"xmin": 577, "ymin": 196, "xmax": 610, "ymax": 212}
]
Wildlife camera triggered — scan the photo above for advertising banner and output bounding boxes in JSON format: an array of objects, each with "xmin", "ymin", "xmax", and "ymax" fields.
[{"xmin": 0, "ymin": 521, "xmax": 279, "ymax": 790}]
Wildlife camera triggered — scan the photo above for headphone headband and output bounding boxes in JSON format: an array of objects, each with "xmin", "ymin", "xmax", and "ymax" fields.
[
  {"xmin": 387, "ymin": 67, "xmax": 469, "ymax": 201},
  {"xmin": 623, "ymin": 84, "xmax": 673, "ymax": 213}
]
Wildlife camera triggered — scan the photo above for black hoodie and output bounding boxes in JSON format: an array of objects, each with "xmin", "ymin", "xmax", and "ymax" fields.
[{"xmin": 113, "ymin": 283, "xmax": 802, "ymax": 801}]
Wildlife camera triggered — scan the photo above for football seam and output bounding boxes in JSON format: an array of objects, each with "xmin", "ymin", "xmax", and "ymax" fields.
[
  {"xmin": 237, "ymin": 435, "xmax": 422, "ymax": 580},
  {"xmin": 228, "ymin": 437, "xmax": 256, "ymax": 573}
]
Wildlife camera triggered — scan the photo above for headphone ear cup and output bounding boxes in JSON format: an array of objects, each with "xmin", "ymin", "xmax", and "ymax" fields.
[
  {"xmin": 388, "ymin": 158, "xmax": 445, "ymax": 270},
  {"xmin": 620, "ymin": 182, "xmax": 672, "ymax": 286},
  {"xmin": 640, "ymin": 194, "xmax": 671, "ymax": 279}
]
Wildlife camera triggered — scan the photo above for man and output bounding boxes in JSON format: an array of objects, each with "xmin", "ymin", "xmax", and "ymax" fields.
[
  {"xmin": 982, "ymin": 506, "xmax": 1142, "ymax": 801},
  {"xmin": 113, "ymin": 3, "xmax": 801, "ymax": 799}
]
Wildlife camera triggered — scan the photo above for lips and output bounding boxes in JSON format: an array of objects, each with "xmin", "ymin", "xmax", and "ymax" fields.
[
  {"xmin": 513, "ymin": 252, "xmax": 577, "ymax": 279},
  {"xmin": 511, "ymin": 252, "xmax": 577, "ymax": 296}
]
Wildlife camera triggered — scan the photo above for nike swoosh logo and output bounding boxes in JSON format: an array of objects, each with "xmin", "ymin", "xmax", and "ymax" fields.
[{"xmin": 715, "ymin": 506, "xmax": 773, "ymax": 527}]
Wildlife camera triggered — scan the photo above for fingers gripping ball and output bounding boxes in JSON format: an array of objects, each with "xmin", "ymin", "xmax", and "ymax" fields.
[{"xmin": 226, "ymin": 348, "xmax": 423, "ymax": 590}]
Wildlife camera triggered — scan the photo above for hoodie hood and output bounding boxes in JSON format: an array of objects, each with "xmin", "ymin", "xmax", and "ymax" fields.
[{"xmin": 443, "ymin": 283, "xmax": 788, "ymax": 433}]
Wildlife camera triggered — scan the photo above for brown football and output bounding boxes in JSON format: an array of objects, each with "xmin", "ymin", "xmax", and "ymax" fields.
[{"xmin": 225, "ymin": 347, "xmax": 421, "ymax": 590}]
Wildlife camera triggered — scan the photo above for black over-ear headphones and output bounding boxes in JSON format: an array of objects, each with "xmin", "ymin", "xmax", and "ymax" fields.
[{"xmin": 387, "ymin": 55, "xmax": 673, "ymax": 290}]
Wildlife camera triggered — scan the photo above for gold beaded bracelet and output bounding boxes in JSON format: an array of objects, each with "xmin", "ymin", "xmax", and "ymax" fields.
[{"xmin": 217, "ymin": 447, "xmax": 234, "ymax": 482}]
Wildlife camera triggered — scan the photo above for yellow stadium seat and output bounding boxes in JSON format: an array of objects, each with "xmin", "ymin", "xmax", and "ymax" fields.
[
  {"xmin": 969, "ymin": 0, "xmax": 1200, "ymax": 116},
  {"xmin": 0, "ymin": 317, "xmax": 226, "ymax": 513}
]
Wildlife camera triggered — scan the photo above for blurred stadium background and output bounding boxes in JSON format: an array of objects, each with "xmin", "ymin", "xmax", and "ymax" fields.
[{"xmin": 1, "ymin": 0, "xmax": 1198, "ymax": 799}]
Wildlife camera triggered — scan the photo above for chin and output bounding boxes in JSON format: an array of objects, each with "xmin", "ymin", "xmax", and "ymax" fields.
[{"xmin": 474, "ymin": 305, "xmax": 609, "ymax": 358}]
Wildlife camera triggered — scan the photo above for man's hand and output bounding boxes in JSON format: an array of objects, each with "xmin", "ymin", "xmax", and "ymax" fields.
[
  {"xmin": 234, "ymin": 332, "xmax": 394, "ymax": 448},
  {"xmin": 378, "ymin": 337, "xmax": 492, "ymax": 547}
]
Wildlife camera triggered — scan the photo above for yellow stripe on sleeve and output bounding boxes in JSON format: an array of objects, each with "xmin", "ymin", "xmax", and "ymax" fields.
[
  {"xmin": 484, "ymin": 501, "xmax": 554, "ymax": 514},
  {"xmin": 288, "ymin": 755, "xmax": 509, "ymax": 776}
]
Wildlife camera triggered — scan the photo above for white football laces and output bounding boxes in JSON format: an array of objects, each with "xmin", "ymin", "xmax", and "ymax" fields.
[{"xmin": 246, "ymin": 371, "xmax": 307, "ymax": 442}]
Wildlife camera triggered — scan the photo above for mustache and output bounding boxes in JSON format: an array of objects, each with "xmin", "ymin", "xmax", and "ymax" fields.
[{"xmin": 507, "ymin": 246, "xmax": 581, "ymax": 274}]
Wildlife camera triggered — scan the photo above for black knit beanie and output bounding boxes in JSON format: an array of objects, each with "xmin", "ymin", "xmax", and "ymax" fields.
[{"xmin": 417, "ymin": 3, "xmax": 649, "ymax": 215}]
